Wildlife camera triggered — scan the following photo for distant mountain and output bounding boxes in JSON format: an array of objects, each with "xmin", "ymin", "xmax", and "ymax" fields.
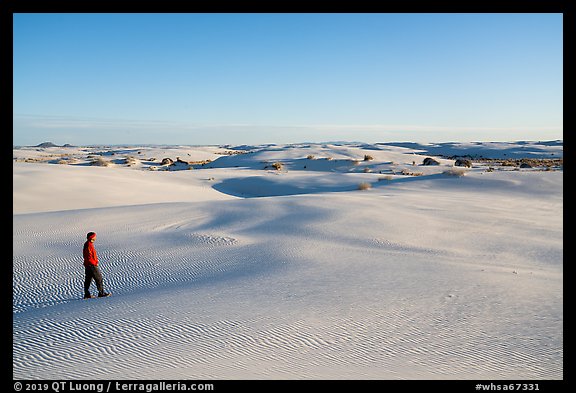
[
  {"xmin": 35, "ymin": 142, "xmax": 59, "ymax": 147},
  {"xmin": 34, "ymin": 142, "xmax": 75, "ymax": 148}
]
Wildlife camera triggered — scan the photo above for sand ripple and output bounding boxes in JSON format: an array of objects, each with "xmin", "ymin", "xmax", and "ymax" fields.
[{"xmin": 13, "ymin": 199, "xmax": 563, "ymax": 379}]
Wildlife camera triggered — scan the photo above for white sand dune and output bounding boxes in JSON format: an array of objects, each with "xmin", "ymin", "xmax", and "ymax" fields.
[{"xmin": 13, "ymin": 141, "xmax": 562, "ymax": 379}]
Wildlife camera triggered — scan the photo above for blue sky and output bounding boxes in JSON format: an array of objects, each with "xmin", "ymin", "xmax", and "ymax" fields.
[{"xmin": 13, "ymin": 13, "xmax": 563, "ymax": 145}]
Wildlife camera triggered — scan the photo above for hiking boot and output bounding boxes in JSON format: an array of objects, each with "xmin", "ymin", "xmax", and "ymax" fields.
[
  {"xmin": 84, "ymin": 294, "xmax": 94, "ymax": 299},
  {"xmin": 98, "ymin": 292, "xmax": 111, "ymax": 298}
]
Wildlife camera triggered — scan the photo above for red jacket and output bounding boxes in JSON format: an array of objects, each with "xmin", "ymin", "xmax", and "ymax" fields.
[{"xmin": 83, "ymin": 241, "xmax": 99, "ymax": 267}]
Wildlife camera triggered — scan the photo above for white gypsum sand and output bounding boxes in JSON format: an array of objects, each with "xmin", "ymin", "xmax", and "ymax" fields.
[{"xmin": 13, "ymin": 141, "xmax": 562, "ymax": 379}]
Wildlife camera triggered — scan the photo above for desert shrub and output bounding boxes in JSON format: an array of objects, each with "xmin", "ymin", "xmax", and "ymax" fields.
[
  {"xmin": 454, "ymin": 158, "xmax": 472, "ymax": 168},
  {"xmin": 401, "ymin": 169, "xmax": 423, "ymax": 176},
  {"xmin": 364, "ymin": 154, "xmax": 374, "ymax": 161},
  {"xmin": 161, "ymin": 158, "xmax": 174, "ymax": 165},
  {"xmin": 423, "ymin": 157, "xmax": 440, "ymax": 166},
  {"xmin": 378, "ymin": 175, "xmax": 394, "ymax": 181},
  {"xmin": 91, "ymin": 156, "xmax": 112, "ymax": 167},
  {"xmin": 307, "ymin": 155, "xmax": 315, "ymax": 160},
  {"xmin": 123, "ymin": 156, "xmax": 140, "ymax": 166},
  {"xmin": 363, "ymin": 167, "xmax": 372, "ymax": 173},
  {"xmin": 264, "ymin": 162, "xmax": 283, "ymax": 170},
  {"xmin": 443, "ymin": 168, "xmax": 467, "ymax": 177},
  {"xmin": 357, "ymin": 182, "xmax": 372, "ymax": 190}
]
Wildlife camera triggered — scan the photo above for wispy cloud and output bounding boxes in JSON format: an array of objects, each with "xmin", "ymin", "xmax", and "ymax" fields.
[
  {"xmin": 13, "ymin": 114, "xmax": 192, "ymax": 130},
  {"xmin": 14, "ymin": 114, "xmax": 561, "ymax": 132},
  {"xmin": 13, "ymin": 113, "xmax": 563, "ymax": 145},
  {"xmin": 295, "ymin": 123, "xmax": 562, "ymax": 133}
]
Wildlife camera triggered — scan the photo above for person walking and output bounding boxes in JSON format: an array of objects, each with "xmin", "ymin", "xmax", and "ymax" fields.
[{"xmin": 83, "ymin": 232, "xmax": 111, "ymax": 299}]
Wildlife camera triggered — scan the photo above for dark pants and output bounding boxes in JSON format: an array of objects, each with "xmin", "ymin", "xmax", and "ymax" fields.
[{"xmin": 84, "ymin": 265, "xmax": 104, "ymax": 296}]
